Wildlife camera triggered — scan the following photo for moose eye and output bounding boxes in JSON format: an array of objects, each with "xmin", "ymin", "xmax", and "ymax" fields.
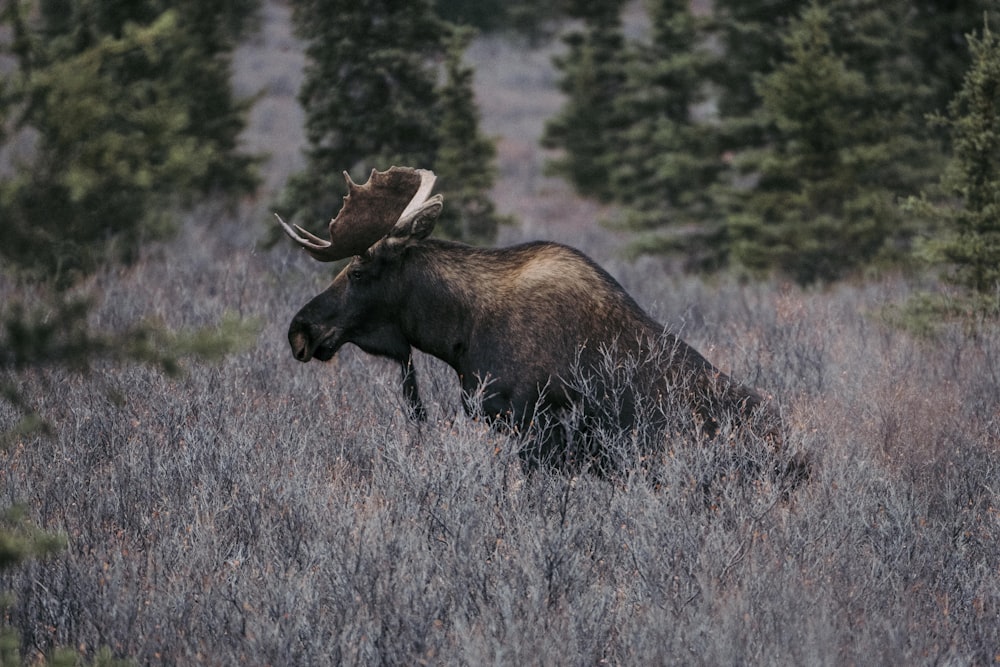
[{"xmin": 348, "ymin": 256, "xmax": 375, "ymax": 283}]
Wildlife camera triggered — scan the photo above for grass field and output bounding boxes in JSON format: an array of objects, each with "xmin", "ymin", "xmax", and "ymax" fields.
[{"xmin": 2, "ymin": 1, "xmax": 998, "ymax": 664}]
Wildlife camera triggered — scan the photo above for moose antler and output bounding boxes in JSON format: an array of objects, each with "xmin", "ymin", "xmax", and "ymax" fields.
[{"xmin": 276, "ymin": 166, "xmax": 442, "ymax": 261}]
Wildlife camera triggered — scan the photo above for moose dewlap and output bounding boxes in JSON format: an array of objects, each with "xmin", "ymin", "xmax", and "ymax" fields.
[{"xmin": 277, "ymin": 166, "xmax": 779, "ymax": 474}]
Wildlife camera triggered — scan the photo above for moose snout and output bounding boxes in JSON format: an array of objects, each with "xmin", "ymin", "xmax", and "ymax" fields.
[{"xmin": 288, "ymin": 318, "xmax": 316, "ymax": 362}]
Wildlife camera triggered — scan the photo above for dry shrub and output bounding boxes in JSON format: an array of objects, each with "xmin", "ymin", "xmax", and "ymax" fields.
[{"xmin": 1, "ymin": 6, "xmax": 998, "ymax": 662}]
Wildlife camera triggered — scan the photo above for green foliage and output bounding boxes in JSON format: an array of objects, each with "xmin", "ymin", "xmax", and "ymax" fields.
[
  {"xmin": 929, "ymin": 19, "xmax": 1000, "ymax": 294},
  {"xmin": 880, "ymin": 288, "xmax": 1000, "ymax": 339},
  {"xmin": 710, "ymin": 0, "xmax": 989, "ymax": 158},
  {"xmin": 540, "ymin": 0, "xmax": 628, "ymax": 202},
  {"xmin": 905, "ymin": 0, "xmax": 998, "ymax": 115},
  {"xmin": 51, "ymin": 646, "xmax": 135, "ymax": 667},
  {"xmin": 434, "ymin": 0, "xmax": 563, "ymax": 37},
  {"xmin": 0, "ymin": 505, "xmax": 65, "ymax": 571},
  {"xmin": 0, "ymin": 0, "xmax": 262, "ymax": 386},
  {"xmin": 709, "ymin": 0, "xmax": 993, "ymax": 283},
  {"xmin": 281, "ymin": 0, "xmax": 446, "ymax": 225},
  {"xmin": 903, "ymin": 16, "xmax": 1000, "ymax": 321},
  {"xmin": 0, "ymin": 2, "xmax": 259, "ymax": 287},
  {"xmin": 434, "ymin": 27, "xmax": 510, "ymax": 244},
  {"xmin": 723, "ymin": 3, "xmax": 939, "ymax": 284},
  {"xmin": 0, "ymin": 506, "xmax": 67, "ymax": 667},
  {"xmin": 711, "ymin": 0, "xmax": 806, "ymax": 125},
  {"xmin": 2, "ymin": 11, "xmax": 189, "ymax": 285},
  {"xmin": 0, "ymin": 294, "xmax": 260, "ymax": 405},
  {"xmin": 0, "ymin": 0, "xmax": 263, "ymax": 426},
  {"xmin": 0, "ymin": 636, "xmax": 135, "ymax": 667},
  {"xmin": 607, "ymin": 0, "xmax": 726, "ymax": 271},
  {"xmin": 544, "ymin": 0, "xmax": 993, "ymax": 282},
  {"xmin": 0, "ymin": 291, "xmax": 260, "ymax": 500},
  {"xmin": 281, "ymin": 0, "xmax": 502, "ymax": 244}
]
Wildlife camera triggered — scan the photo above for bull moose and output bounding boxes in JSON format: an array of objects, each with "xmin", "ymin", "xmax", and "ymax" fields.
[{"xmin": 277, "ymin": 166, "xmax": 781, "ymax": 473}]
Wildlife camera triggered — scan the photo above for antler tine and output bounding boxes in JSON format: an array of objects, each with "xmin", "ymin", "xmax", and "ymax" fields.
[
  {"xmin": 395, "ymin": 193, "xmax": 444, "ymax": 229},
  {"xmin": 274, "ymin": 213, "xmax": 341, "ymax": 261},
  {"xmin": 343, "ymin": 170, "xmax": 358, "ymax": 191},
  {"xmin": 397, "ymin": 169, "xmax": 437, "ymax": 222},
  {"xmin": 289, "ymin": 222, "xmax": 330, "ymax": 247}
]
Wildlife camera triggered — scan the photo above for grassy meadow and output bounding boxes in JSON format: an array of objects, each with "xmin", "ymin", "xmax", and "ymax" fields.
[{"xmin": 2, "ymin": 1, "xmax": 998, "ymax": 664}]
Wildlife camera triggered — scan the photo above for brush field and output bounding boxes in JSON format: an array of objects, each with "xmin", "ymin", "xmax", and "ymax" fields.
[{"xmin": 1, "ymin": 2, "xmax": 998, "ymax": 664}]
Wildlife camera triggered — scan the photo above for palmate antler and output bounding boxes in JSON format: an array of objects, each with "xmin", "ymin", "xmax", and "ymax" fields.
[{"xmin": 276, "ymin": 166, "xmax": 442, "ymax": 261}]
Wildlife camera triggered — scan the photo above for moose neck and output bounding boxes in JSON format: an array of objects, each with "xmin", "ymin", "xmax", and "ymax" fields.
[{"xmin": 394, "ymin": 240, "xmax": 492, "ymax": 370}]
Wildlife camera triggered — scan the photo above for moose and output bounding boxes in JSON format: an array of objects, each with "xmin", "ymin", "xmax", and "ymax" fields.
[{"xmin": 277, "ymin": 166, "xmax": 781, "ymax": 473}]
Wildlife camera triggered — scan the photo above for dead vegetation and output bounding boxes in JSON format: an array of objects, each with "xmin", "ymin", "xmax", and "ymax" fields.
[{"xmin": 0, "ymin": 2, "xmax": 997, "ymax": 664}]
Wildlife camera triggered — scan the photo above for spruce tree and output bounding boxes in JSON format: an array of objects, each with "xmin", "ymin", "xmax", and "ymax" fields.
[
  {"xmin": 282, "ymin": 0, "xmax": 502, "ymax": 244},
  {"xmin": 822, "ymin": 2, "xmax": 945, "ymax": 199},
  {"xmin": 709, "ymin": 0, "xmax": 965, "ymax": 160},
  {"xmin": 36, "ymin": 0, "xmax": 261, "ymax": 196},
  {"xmin": 282, "ymin": 0, "xmax": 447, "ymax": 227},
  {"xmin": 540, "ymin": 0, "xmax": 629, "ymax": 202},
  {"xmin": 0, "ymin": 0, "xmax": 259, "ymax": 286},
  {"xmin": 705, "ymin": 0, "xmax": 989, "ymax": 281},
  {"xmin": 434, "ymin": 27, "xmax": 509, "ymax": 244},
  {"xmin": 278, "ymin": 0, "xmax": 499, "ymax": 242},
  {"xmin": 711, "ymin": 0, "xmax": 806, "ymax": 132},
  {"xmin": 608, "ymin": 0, "xmax": 725, "ymax": 270},
  {"xmin": 725, "ymin": 3, "xmax": 917, "ymax": 283},
  {"xmin": 909, "ymin": 18, "xmax": 1000, "ymax": 303},
  {"xmin": 907, "ymin": 0, "xmax": 996, "ymax": 114}
]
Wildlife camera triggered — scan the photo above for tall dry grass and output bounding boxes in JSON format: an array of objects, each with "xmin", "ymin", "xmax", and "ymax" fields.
[
  {"xmin": 1, "ymin": 1, "xmax": 998, "ymax": 664},
  {"xmin": 2, "ymin": 202, "xmax": 997, "ymax": 664}
]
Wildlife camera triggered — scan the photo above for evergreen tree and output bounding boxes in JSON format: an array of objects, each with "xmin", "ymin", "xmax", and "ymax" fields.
[
  {"xmin": 568, "ymin": 0, "xmax": 992, "ymax": 279},
  {"xmin": 282, "ymin": 0, "xmax": 447, "ymax": 228},
  {"xmin": 821, "ymin": 2, "xmax": 946, "ymax": 195},
  {"xmin": 725, "ymin": 3, "xmax": 921, "ymax": 283},
  {"xmin": 0, "ymin": 0, "xmax": 259, "ymax": 446},
  {"xmin": 540, "ymin": 0, "xmax": 628, "ymax": 202},
  {"xmin": 711, "ymin": 0, "xmax": 806, "ymax": 134},
  {"xmin": 434, "ymin": 27, "xmax": 509, "ymax": 244},
  {"xmin": 38, "ymin": 0, "xmax": 261, "ymax": 195},
  {"xmin": 0, "ymin": 0, "xmax": 259, "ymax": 286},
  {"xmin": 434, "ymin": 0, "xmax": 563, "ymax": 37},
  {"xmin": 608, "ymin": 0, "xmax": 726, "ymax": 270},
  {"xmin": 703, "ymin": 0, "xmax": 990, "ymax": 281},
  {"xmin": 281, "ymin": 0, "xmax": 503, "ymax": 244},
  {"xmin": 909, "ymin": 17, "xmax": 1000, "ymax": 303},
  {"xmin": 908, "ymin": 0, "xmax": 996, "ymax": 114},
  {"xmin": 711, "ymin": 0, "xmax": 992, "ymax": 154}
]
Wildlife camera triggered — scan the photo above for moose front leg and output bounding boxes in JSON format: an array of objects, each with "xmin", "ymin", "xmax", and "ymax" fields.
[{"xmin": 400, "ymin": 354, "xmax": 427, "ymax": 421}]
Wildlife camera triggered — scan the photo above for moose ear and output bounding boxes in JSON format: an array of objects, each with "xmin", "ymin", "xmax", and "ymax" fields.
[
  {"xmin": 368, "ymin": 194, "xmax": 444, "ymax": 260},
  {"xmin": 387, "ymin": 194, "xmax": 443, "ymax": 243}
]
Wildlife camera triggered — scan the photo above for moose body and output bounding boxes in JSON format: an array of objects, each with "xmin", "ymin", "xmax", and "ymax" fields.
[{"xmin": 281, "ymin": 167, "xmax": 776, "ymax": 472}]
